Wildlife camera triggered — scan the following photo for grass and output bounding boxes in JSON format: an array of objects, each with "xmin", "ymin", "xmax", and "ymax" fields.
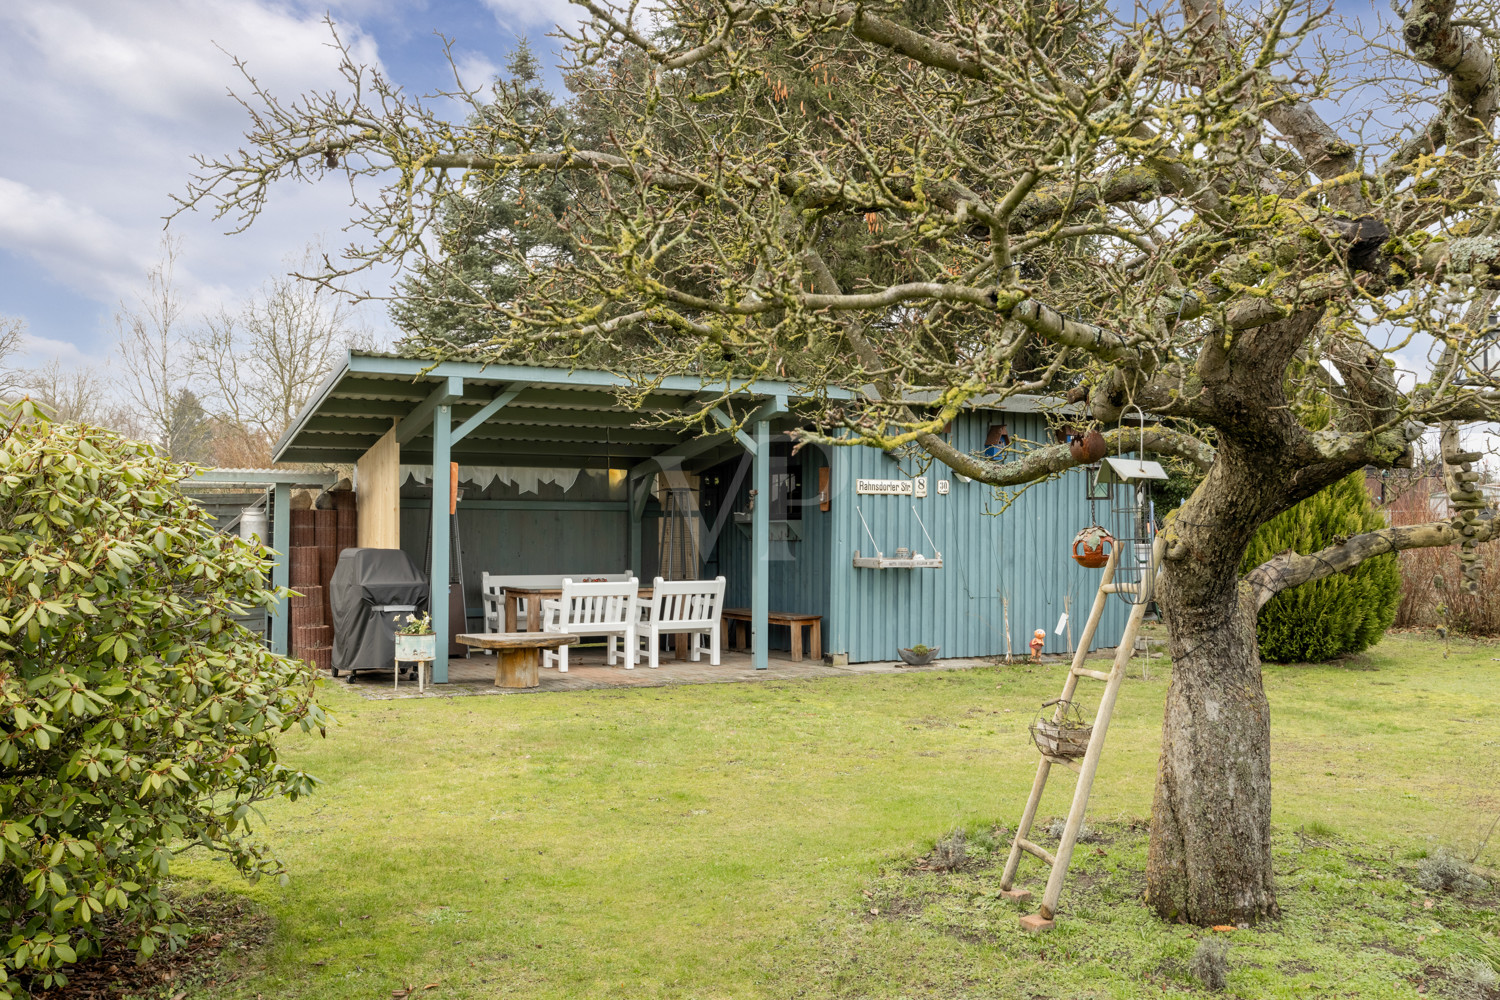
[{"xmin": 165, "ymin": 631, "xmax": 1500, "ymax": 999}]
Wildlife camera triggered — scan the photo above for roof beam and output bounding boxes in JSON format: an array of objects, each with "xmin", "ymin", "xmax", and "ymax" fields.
[
  {"xmin": 710, "ymin": 408, "xmax": 757, "ymax": 452},
  {"xmin": 452, "ymin": 382, "xmax": 528, "ymax": 444},
  {"xmin": 625, "ymin": 430, "xmax": 737, "ymax": 481},
  {"xmin": 395, "ymin": 376, "xmax": 464, "ymax": 445},
  {"xmin": 710, "ymin": 396, "xmax": 787, "ymax": 453},
  {"xmin": 343, "ymin": 353, "xmax": 853, "ymax": 400},
  {"xmin": 406, "ymin": 425, "xmax": 685, "ymax": 447}
]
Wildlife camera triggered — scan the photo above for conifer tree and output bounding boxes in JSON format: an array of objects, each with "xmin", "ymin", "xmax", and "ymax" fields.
[{"xmin": 1241, "ymin": 473, "xmax": 1400, "ymax": 663}]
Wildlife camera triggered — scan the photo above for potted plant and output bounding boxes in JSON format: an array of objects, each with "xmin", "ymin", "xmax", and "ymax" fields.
[
  {"xmin": 394, "ymin": 612, "xmax": 436, "ymax": 662},
  {"xmin": 898, "ymin": 643, "xmax": 939, "ymax": 666}
]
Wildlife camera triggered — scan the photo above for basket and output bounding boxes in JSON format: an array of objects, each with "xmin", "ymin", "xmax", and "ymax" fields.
[{"xmin": 1029, "ymin": 699, "xmax": 1093, "ymax": 760}]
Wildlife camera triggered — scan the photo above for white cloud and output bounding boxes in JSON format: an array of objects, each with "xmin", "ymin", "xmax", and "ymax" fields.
[
  {"xmin": 0, "ymin": 0, "xmax": 390, "ymax": 356},
  {"xmin": 480, "ymin": 0, "xmax": 581, "ymax": 36},
  {"xmin": 0, "ymin": 2, "xmax": 380, "ymax": 123},
  {"xmin": 0, "ymin": 178, "xmax": 147, "ymax": 298}
]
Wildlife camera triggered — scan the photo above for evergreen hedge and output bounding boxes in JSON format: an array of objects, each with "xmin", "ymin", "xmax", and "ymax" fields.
[{"xmin": 1241, "ymin": 472, "xmax": 1400, "ymax": 663}]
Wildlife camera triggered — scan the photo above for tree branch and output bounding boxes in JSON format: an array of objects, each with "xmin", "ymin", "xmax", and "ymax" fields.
[
  {"xmin": 916, "ymin": 424, "xmax": 1215, "ymax": 488},
  {"xmin": 1245, "ymin": 515, "xmax": 1496, "ymax": 609}
]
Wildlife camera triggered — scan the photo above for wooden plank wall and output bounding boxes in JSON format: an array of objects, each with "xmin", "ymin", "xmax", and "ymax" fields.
[{"xmin": 356, "ymin": 422, "xmax": 401, "ymax": 548}]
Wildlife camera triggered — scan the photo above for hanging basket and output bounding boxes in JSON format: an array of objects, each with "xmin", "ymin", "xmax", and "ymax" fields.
[
  {"xmin": 1029, "ymin": 699, "xmax": 1093, "ymax": 760},
  {"xmin": 1071, "ymin": 525, "xmax": 1114, "ymax": 569}
]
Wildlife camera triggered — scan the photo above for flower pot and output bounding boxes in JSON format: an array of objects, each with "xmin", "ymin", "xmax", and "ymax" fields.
[
  {"xmin": 898, "ymin": 646, "xmax": 939, "ymax": 666},
  {"xmin": 1072, "ymin": 526, "xmax": 1114, "ymax": 569},
  {"xmin": 395, "ymin": 632, "xmax": 436, "ymax": 661}
]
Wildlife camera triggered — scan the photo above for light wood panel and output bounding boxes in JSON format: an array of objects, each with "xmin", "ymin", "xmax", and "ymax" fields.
[{"xmin": 357, "ymin": 422, "xmax": 401, "ymax": 549}]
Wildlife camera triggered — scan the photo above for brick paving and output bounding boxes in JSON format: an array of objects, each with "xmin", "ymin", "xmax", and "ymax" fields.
[{"xmin": 334, "ymin": 643, "xmax": 1021, "ymax": 700}]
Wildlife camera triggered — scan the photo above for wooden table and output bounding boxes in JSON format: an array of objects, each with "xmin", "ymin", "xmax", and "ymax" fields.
[
  {"xmin": 502, "ymin": 586, "xmax": 653, "ymax": 633},
  {"xmin": 720, "ymin": 609, "xmax": 823, "ymax": 662},
  {"xmin": 457, "ymin": 632, "xmax": 580, "ymax": 688}
]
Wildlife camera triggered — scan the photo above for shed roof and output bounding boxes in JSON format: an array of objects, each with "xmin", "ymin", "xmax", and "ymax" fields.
[{"xmin": 272, "ymin": 352, "xmax": 852, "ymax": 468}]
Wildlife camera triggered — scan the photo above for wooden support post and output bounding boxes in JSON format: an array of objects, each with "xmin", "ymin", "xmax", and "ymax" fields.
[
  {"xmin": 270, "ymin": 481, "xmax": 291, "ymax": 655},
  {"xmin": 430, "ymin": 404, "xmax": 452, "ymax": 684},
  {"xmin": 752, "ymin": 418, "xmax": 770, "ymax": 671}
]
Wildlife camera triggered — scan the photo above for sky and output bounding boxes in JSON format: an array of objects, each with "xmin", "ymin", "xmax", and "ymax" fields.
[
  {"xmin": 0, "ymin": 0, "xmax": 579, "ymax": 372},
  {"xmin": 0, "ymin": 0, "xmax": 1482, "ymax": 452}
]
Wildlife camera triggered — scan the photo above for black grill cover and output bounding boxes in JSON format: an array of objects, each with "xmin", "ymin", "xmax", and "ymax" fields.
[{"xmin": 330, "ymin": 549, "xmax": 429, "ymax": 673}]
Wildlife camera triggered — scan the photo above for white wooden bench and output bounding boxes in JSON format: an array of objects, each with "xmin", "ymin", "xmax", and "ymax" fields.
[
  {"xmin": 540, "ymin": 578, "xmax": 640, "ymax": 671},
  {"xmin": 636, "ymin": 576, "xmax": 726, "ymax": 669}
]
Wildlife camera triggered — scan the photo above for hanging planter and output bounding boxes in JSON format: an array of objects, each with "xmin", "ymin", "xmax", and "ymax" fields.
[
  {"xmin": 1029, "ymin": 699, "xmax": 1093, "ymax": 760},
  {"xmin": 1071, "ymin": 525, "xmax": 1114, "ymax": 569}
]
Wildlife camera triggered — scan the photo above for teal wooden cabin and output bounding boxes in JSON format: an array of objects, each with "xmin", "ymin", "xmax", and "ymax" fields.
[{"xmin": 272, "ymin": 352, "xmax": 1130, "ymax": 681}]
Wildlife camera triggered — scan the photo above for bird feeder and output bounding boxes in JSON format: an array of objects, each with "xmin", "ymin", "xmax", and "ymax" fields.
[{"xmin": 1096, "ymin": 406, "xmax": 1167, "ymax": 604}]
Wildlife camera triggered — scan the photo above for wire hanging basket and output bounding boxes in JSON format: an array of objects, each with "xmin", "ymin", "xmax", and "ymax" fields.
[{"xmin": 1029, "ymin": 698, "xmax": 1094, "ymax": 760}]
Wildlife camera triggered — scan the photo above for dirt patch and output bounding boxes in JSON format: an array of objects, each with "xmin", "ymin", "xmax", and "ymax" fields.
[{"xmin": 29, "ymin": 893, "xmax": 271, "ymax": 1000}]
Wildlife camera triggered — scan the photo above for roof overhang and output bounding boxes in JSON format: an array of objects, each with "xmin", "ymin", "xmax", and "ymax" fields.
[{"xmin": 272, "ymin": 353, "xmax": 853, "ymax": 470}]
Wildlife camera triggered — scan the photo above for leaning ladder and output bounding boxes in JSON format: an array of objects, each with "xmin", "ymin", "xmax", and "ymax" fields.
[{"xmin": 998, "ymin": 533, "xmax": 1166, "ymax": 932}]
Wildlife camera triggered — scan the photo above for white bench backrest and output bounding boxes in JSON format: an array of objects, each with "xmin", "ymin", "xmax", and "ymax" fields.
[
  {"xmin": 483, "ymin": 571, "xmax": 632, "ymax": 593},
  {"xmin": 648, "ymin": 576, "xmax": 726, "ymax": 628},
  {"xmin": 557, "ymin": 578, "xmax": 639, "ymax": 627}
]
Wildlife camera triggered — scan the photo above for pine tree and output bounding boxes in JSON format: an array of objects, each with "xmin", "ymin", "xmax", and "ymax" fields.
[{"xmin": 1241, "ymin": 472, "xmax": 1401, "ymax": 662}]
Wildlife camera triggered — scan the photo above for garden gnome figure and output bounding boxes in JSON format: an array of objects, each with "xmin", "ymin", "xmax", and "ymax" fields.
[{"xmin": 1029, "ymin": 629, "xmax": 1046, "ymax": 662}]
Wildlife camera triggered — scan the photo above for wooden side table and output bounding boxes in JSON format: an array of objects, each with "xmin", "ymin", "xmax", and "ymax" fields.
[{"xmin": 457, "ymin": 632, "xmax": 580, "ymax": 688}]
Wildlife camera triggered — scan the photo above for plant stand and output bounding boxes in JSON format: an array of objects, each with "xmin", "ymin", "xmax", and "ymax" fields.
[
  {"xmin": 394, "ymin": 632, "xmax": 437, "ymax": 694},
  {"xmin": 998, "ymin": 535, "xmax": 1165, "ymax": 931}
]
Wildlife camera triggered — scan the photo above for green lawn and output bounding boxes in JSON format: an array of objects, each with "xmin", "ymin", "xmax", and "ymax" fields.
[{"xmin": 172, "ymin": 632, "xmax": 1500, "ymax": 998}]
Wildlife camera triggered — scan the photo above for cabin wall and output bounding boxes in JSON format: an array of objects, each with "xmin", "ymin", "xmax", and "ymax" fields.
[
  {"xmin": 826, "ymin": 410, "xmax": 1130, "ymax": 663},
  {"xmin": 395, "ymin": 470, "xmax": 658, "ymax": 629},
  {"xmin": 703, "ymin": 444, "xmax": 833, "ymax": 650}
]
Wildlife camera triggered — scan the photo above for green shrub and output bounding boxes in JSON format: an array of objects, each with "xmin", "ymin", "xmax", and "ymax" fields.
[
  {"xmin": 0, "ymin": 403, "xmax": 326, "ymax": 994},
  {"xmin": 1241, "ymin": 472, "xmax": 1400, "ymax": 663}
]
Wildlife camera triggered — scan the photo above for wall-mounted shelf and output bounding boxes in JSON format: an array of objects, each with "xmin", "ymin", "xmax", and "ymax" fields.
[
  {"xmin": 853, "ymin": 548, "xmax": 943, "ymax": 569},
  {"xmin": 852, "ymin": 504, "xmax": 942, "ymax": 569}
]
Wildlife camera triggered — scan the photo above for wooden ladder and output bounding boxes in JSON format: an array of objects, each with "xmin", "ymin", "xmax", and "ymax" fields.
[{"xmin": 998, "ymin": 534, "xmax": 1166, "ymax": 932}]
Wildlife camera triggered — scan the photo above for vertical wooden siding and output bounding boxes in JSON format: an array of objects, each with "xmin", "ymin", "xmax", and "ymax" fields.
[
  {"xmin": 826, "ymin": 410, "xmax": 1130, "ymax": 662},
  {"xmin": 356, "ymin": 424, "xmax": 401, "ymax": 548},
  {"xmin": 710, "ymin": 447, "xmax": 832, "ymax": 650},
  {"xmin": 397, "ymin": 503, "xmax": 659, "ymax": 625}
]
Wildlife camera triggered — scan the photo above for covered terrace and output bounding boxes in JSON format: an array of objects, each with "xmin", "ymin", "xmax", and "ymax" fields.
[{"xmin": 273, "ymin": 351, "xmax": 852, "ymax": 682}]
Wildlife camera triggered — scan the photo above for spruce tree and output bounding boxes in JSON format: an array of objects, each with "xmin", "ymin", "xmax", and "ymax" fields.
[{"xmin": 1241, "ymin": 472, "xmax": 1400, "ymax": 663}]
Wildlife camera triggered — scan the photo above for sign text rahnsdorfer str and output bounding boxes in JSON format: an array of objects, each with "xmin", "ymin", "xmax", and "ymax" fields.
[{"xmin": 856, "ymin": 477, "xmax": 929, "ymax": 497}]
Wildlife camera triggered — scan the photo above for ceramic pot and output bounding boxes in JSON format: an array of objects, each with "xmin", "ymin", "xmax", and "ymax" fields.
[{"xmin": 1072, "ymin": 526, "xmax": 1114, "ymax": 568}]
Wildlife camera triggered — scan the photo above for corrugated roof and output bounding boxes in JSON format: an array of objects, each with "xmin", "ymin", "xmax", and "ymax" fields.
[{"xmin": 272, "ymin": 352, "xmax": 846, "ymax": 469}]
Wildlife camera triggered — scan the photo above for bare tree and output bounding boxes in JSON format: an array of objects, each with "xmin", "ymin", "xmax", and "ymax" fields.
[
  {"xmin": 114, "ymin": 239, "xmax": 192, "ymax": 454},
  {"xmin": 0, "ymin": 315, "xmax": 26, "ymax": 399},
  {"xmin": 190, "ymin": 245, "xmax": 365, "ymax": 460},
  {"xmin": 179, "ymin": 0, "xmax": 1500, "ymax": 925},
  {"xmin": 20, "ymin": 360, "xmax": 109, "ymax": 424}
]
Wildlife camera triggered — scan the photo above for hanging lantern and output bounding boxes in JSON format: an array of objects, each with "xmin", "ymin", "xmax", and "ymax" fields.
[{"xmin": 1071, "ymin": 525, "xmax": 1114, "ymax": 568}]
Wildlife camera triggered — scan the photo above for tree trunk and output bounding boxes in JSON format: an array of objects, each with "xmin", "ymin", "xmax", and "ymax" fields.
[
  {"xmin": 1145, "ymin": 453, "xmax": 1281, "ymax": 924},
  {"xmin": 1146, "ymin": 573, "xmax": 1278, "ymax": 924}
]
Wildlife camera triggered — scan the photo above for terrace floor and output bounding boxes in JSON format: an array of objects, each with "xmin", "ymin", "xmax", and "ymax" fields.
[{"xmin": 331, "ymin": 643, "xmax": 1032, "ymax": 699}]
